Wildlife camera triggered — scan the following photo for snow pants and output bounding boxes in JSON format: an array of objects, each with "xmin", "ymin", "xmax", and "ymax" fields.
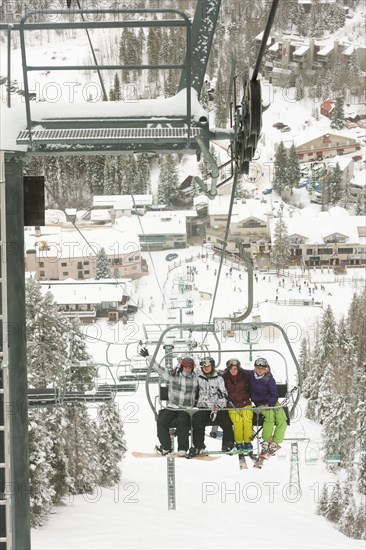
[
  {"xmin": 259, "ymin": 403, "xmax": 287, "ymax": 444},
  {"xmin": 192, "ymin": 409, "xmax": 234, "ymax": 450},
  {"xmin": 157, "ymin": 409, "xmax": 191, "ymax": 452},
  {"xmin": 228, "ymin": 407, "xmax": 253, "ymax": 444}
]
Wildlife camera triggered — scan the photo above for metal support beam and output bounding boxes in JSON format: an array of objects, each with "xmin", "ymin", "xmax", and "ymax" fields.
[
  {"xmin": 179, "ymin": 0, "xmax": 222, "ymax": 95},
  {"xmin": 0, "ymin": 151, "xmax": 12, "ymax": 550},
  {"xmin": 4, "ymin": 153, "xmax": 30, "ymax": 549},
  {"xmin": 289, "ymin": 442, "xmax": 300, "ymax": 496},
  {"xmin": 166, "ymin": 456, "xmax": 176, "ymax": 511}
]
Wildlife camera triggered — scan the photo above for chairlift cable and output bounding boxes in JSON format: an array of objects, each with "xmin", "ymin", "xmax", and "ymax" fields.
[
  {"xmin": 202, "ymin": 165, "xmax": 240, "ymax": 343},
  {"xmin": 251, "ymin": 0, "xmax": 280, "ymax": 82},
  {"xmin": 130, "ymin": 193, "xmax": 170, "ymax": 311},
  {"xmin": 75, "ymin": 0, "xmax": 108, "ymax": 101}
]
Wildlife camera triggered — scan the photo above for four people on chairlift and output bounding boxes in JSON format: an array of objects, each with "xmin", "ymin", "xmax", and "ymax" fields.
[{"xmin": 139, "ymin": 347, "xmax": 287, "ymax": 458}]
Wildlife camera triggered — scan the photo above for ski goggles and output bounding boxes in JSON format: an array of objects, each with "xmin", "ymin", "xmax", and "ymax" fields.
[
  {"xmin": 226, "ymin": 358, "xmax": 240, "ymax": 368},
  {"xmin": 181, "ymin": 358, "xmax": 195, "ymax": 369},
  {"xmin": 254, "ymin": 358, "xmax": 269, "ymax": 367},
  {"xmin": 200, "ymin": 358, "xmax": 214, "ymax": 367}
]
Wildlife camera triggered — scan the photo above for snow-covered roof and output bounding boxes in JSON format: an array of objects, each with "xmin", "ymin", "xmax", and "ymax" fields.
[
  {"xmin": 342, "ymin": 45, "xmax": 355, "ymax": 56},
  {"xmin": 293, "ymin": 45, "xmax": 309, "ymax": 56},
  {"xmin": 90, "ymin": 209, "xmax": 111, "ymax": 222},
  {"xmin": 324, "ymin": 155, "xmax": 353, "ymax": 171},
  {"xmin": 39, "ymin": 279, "xmax": 131, "ymax": 305},
  {"xmin": 269, "ymin": 208, "xmax": 365, "ymax": 244},
  {"xmin": 93, "ymin": 195, "xmax": 153, "ymax": 208},
  {"xmin": 344, "ymin": 104, "xmax": 366, "ymax": 119},
  {"xmin": 350, "ymin": 168, "xmax": 366, "ymax": 189},
  {"xmin": 255, "ymin": 32, "xmax": 272, "ymax": 45},
  {"xmin": 136, "ymin": 212, "xmax": 188, "ymax": 235},
  {"xmin": 25, "ymin": 227, "xmax": 140, "ymax": 258},
  {"xmin": 317, "ymin": 44, "xmax": 334, "ymax": 56},
  {"xmin": 207, "ymin": 196, "xmax": 270, "ymax": 222},
  {"xmin": 291, "ymin": 131, "xmax": 357, "ymax": 149},
  {"xmin": 268, "ymin": 42, "xmax": 279, "ymax": 52}
]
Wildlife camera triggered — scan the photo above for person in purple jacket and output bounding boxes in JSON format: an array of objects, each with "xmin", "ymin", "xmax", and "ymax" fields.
[{"xmin": 246, "ymin": 357, "xmax": 287, "ymax": 456}]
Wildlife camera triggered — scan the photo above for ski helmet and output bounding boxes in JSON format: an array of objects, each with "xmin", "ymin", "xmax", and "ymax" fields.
[
  {"xmin": 254, "ymin": 357, "xmax": 269, "ymax": 368},
  {"xmin": 200, "ymin": 357, "xmax": 215, "ymax": 369},
  {"xmin": 226, "ymin": 358, "xmax": 241, "ymax": 368}
]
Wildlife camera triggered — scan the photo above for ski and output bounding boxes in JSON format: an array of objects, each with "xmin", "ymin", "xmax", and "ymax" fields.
[
  {"xmin": 253, "ymin": 445, "xmax": 281, "ymax": 469},
  {"xmin": 238, "ymin": 454, "xmax": 248, "ymax": 470},
  {"xmin": 132, "ymin": 451, "xmax": 219, "ymax": 462}
]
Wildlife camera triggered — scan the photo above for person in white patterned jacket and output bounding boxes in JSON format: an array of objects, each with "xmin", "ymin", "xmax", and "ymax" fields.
[{"xmin": 187, "ymin": 357, "xmax": 235, "ymax": 458}]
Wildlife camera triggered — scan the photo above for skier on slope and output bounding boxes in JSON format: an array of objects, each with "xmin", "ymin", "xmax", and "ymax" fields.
[
  {"xmin": 187, "ymin": 357, "xmax": 235, "ymax": 458},
  {"xmin": 245, "ymin": 357, "xmax": 287, "ymax": 456},
  {"xmin": 139, "ymin": 347, "xmax": 198, "ymax": 457}
]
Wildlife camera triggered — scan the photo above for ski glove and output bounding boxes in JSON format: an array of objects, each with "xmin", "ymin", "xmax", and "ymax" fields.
[
  {"xmin": 210, "ymin": 404, "xmax": 221, "ymax": 421},
  {"xmin": 139, "ymin": 347, "xmax": 149, "ymax": 357}
]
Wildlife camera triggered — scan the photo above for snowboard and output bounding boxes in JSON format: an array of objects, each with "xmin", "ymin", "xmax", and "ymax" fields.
[{"xmin": 132, "ymin": 451, "xmax": 219, "ymax": 461}]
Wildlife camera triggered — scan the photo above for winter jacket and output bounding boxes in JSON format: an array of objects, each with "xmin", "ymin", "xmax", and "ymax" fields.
[
  {"xmin": 147, "ymin": 357, "xmax": 198, "ymax": 409},
  {"xmin": 196, "ymin": 370, "xmax": 227, "ymax": 408},
  {"xmin": 222, "ymin": 367, "xmax": 251, "ymax": 408},
  {"xmin": 244, "ymin": 369, "xmax": 278, "ymax": 407}
]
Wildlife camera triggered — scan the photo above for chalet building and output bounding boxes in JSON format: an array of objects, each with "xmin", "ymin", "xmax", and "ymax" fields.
[
  {"xmin": 202, "ymin": 196, "xmax": 274, "ymax": 260},
  {"xmin": 256, "ymin": 31, "xmax": 366, "ymax": 86},
  {"xmin": 25, "ymin": 227, "xmax": 144, "ymax": 281},
  {"xmin": 39, "ymin": 279, "xmax": 137, "ymax": 322},
  {"xmin": 114, "ymin": 210, "xmax": 192, "ymax": 251},
  {"xmin": 285, "ymin": 131, "xmax": 361, "ymax": 162},
  {"xmin": 93, "ymin": 194, "xmax": 153, "ymax": 223},
  {"xmin": 320, "ymin": 100, "xmax": 335, "ymax": 119},
  {"xmin": 269, "ymin": 208, "xmax": 366, "ymax": 267}
]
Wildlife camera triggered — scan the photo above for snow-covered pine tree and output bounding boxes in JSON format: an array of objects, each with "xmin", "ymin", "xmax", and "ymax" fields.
[
  {"xmin": 122, "ymin": 155, "xmax": 138, "ymax": 194},
  {"xmin": 337, "ymin": 495, "xmax": 357, "ymax": 538},
  {"xmin": 271, "ymin": 207, "xmax": 291, "ymax": 274},
  {"xmin": 330, "ymin": 93, "xmax": 345, "ymax": 130},
  {"xmin": 28, "ymin": 409, "xmax": 56, "ymax": 526},
  {"xmin": 26, "ymin": 278, "xmax": 69, "ymax": 388},
  {"xmin": 157, "ymin": 154, "xmax": 180, "ymax": 206},
  {"xmin": 97, "ymin": 402, "xmax": 127, "ymax": 486},
  {"xmin": 164, "ymin": 69, "xmax": 177, "ymax": 98},
  {"xmin": 298, "ymin": 337, "xmax": 311, "ymax": 385},
  {"xmin": 355, "ymin": 192, "xmax": 366, "ymax": 216},
  {"xmin": 113, "ymin": 73, "xmax": 121, "ymax": 101},
  {"xmin": 147, "ymin": 19, "xmax": 161, "ymax": 66},
  {"xmin": 287, "ymin": 143, "xmax": 301, "ymax": 193},
  {"xmin": 315, "ymin": 483, "xmax": 329, "ymax": 516},
  {"xmin": 47, "ymin": 407, "xmax": 71, "ymax": 505},
  {"xmin": 67, "ymin": 319, "xmax": 96, "ymax": 391},
  {"xmin": 295, "ymin": 75, "xmax": 304, "ymax": 101},
  {"xmin": 305, "ymin": 305, "xmax": 337, "ymax": 420},
  {"xmin": 214, "ymin": 69, "xmax": 227, "ymax": 128},
  {"xmin": 272, "ymin": 141, "xmax": 288, "ymax": 195},
  {"xmin": 328, "ymin": 162, "xmax": 343, "ymax": 205},
  {"xmin": 322, "ymin": 70, "xmax": 334, "ymax": 102},
  {"xmin": 325, "ymin": 481, "xmax": 343, "ymax": 522},
  {"xmin": 86, "ymin": 155, "xmax": 105, "ymax": 195},
  {"xmin": 135, "ymin": 154, "xmax": 151, "ymax": 195},
  {"xmin": 347, "ymin": 51, "xmax": 362, "ymax": 100},
  {"xmin": 65, "ymin": 403, "xmax": 100, "ymax": 495},
  {"xmin": 95, "ymin": 247, "xmax": 112, "ymax": 279}
]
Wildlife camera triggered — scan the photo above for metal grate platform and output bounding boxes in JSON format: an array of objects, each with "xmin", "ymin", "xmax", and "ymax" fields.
[{"xmin": 16, "ymin": 126, "xmax": 203, "ymax": 144}]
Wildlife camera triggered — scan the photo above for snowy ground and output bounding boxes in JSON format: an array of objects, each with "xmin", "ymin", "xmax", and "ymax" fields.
[{"xmin": 31, "ymin": 250, "xmax": 365, "ymax": 550}]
